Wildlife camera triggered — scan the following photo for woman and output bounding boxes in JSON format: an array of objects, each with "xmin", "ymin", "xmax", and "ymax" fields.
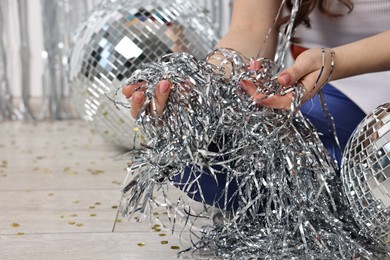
[{"xmin": 122, "ymin": 0, "xmax": 390, "ymax": 208}]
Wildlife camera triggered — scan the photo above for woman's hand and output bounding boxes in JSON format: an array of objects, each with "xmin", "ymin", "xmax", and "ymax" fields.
[
  {"xmin": 241, "ymin": 48, "xmax": 335, "ymax": 109},
  {"xmin": 122, "ymin": 80, "xmax": 171, "ymax": 118},
  {"xmin": 277, "ymin": 47, "xmax": 335, "ymax": 103}
]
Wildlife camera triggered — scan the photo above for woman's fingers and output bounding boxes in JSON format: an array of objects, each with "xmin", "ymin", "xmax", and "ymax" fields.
[
  {"xmin": 130, "ymin": 91, "xmax": 146, "ymax": 118},
  {"xmin": 240, "ymin": 80, "xmax": 292, "ymax": 110},
  {"xmin": 124, "ymin": 80, "xmax": 171, "ymax": 119},
  {"xmin": 122, "ymin": 82, "xmax": 145, "ymax": 98},
  {"xmin": 256, "ymin": 93, "xmax": 293, "ymax": 110},
  {"xmin": 154, "ymin": 80, "xmax": 171, "ymax": 116}
]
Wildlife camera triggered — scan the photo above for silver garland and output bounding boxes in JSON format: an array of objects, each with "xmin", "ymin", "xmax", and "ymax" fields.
[{"xmin": 112, "ymin": 52, "xmax": 385, "ymax": 259}]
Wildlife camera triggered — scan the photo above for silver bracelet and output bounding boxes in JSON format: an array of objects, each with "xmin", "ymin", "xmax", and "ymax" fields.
[{"xmin": 311, "ymin": 47, "xmax": 336, "ymax": 92}]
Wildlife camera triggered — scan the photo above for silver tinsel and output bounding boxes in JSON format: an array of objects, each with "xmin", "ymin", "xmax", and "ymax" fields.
[{"xmin": 113, "ymin": 52, "xmax": 386, "ymax": 259}]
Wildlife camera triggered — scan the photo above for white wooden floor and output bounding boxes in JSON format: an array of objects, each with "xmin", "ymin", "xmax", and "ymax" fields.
[{"xmin": 0, "ymin": 120, "xmax": 191, "ymax": 260}]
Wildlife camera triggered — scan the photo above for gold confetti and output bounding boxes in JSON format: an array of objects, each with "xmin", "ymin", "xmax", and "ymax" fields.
[
  {"xmin": 16, "ymin": 232, "xmax": 25, "ymax": 236},
  {"xmin": 159, "ymin": 233, "xmax": 167, "ymax": 237},
  {"xmin": 90, "ymin": 169, "xmax": 105, "ymax": 175},
  {"xmin": 154, "ymin": 229, "xmax": 161, "ymax": 232},
  {"xmin": 89, "ymin": 206, "xmax": 96, "ymax": 209},
  {"xmin": 68, "ymin": 221, "xmax": 76, "ymax": 225},
  {"xmin": 171, "ymin": 246, "xmax": 180, "ymax": 250},
  {"xmin": 160, "ymin": 241, "xmax": 169, "ymax": 245},
  {"xmin": 115, "ymin": 219, "xmax": 122, "ymax": 223},
  {"xmin": 153, "ymin": 212, "xmax": 159, "ymax": 216},
  {"xmin": 137, "ymin": 243, "xmax": 145, "ymax": 247},
  {"xmin": 72, "ymin": 200, "xmax": 79, "ymax": 204},
  {"xmin": 76, "ymin": 223, "xmax": 84, "ymax": 227},
  {"xmin": 11, "ymin": 223, "xmax": 20, "ymax": 228},
  {"xmin": 70, "ymin": 214, "xmax": 78, "ymax": 217},
  {"xmin": 111, "ymin": 205, "xmax": 118, "ymax": 209},
  {"xmin": 89, "ymin": 214, "xmax": 97, "ymax": 217},
  {"xmin": 95, "ymin": 202, "xmax": 101, "ymax": 205},
  {"xmin": 152, "ymin": 224, "xmax": 161, "ymax": 229}
]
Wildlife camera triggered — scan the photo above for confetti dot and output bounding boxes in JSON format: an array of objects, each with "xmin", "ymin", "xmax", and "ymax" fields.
[
  {"xmin": 89, "ymin": 206, "xmax": 96, "ymax": 209},
  {"xmin": 70, "ymin": 214, "xmax": 78, "ymax": 217},
  {"xmin": 76, "ymin": 223, "xmax": 84, "ymax": 227},
  {"xmin": 68, "ymin": 221, "xmax": 76, "ymax": 225},
  {"xmin": 95, "ymin": 202, "xmax": 101, "ymax": 205},
  {"xmin": 160, "ymin": 241, "xmax": 169, "ymax": 245},
  {"xmin": 115, "ymin": 219, "xmax": 122, "ymax": 223},
  {"xmin": 137, "ymin": 243, "xmax": 145, "ymax": 247},
  {"xmin": 11, "ymin": 223, "xmax": 20, "ymax": 228},
  {"xmin": 171, "ymin": 246, "xmax": 180, "ymax": 250},
  {"xmin": 91, "ymin": 169, "xmax": 104, "ymax": 175},
  {"xmin": 90, "ymin": 214, "xmax": 97, "ymax": 217},
  {"xmin": 159, "ymin": 233, "xmax": 167, "ymax": 237},
  {"xmin": 72, "ymin": 200, "xmax": 80, "ymax": 204},
  {"xmin": 16, "ymin": 232, "xmax": 25, "ymax": 236},
  {"xmin": 111, "ymin": 205, "xmax": 118, "ymax": 209}
]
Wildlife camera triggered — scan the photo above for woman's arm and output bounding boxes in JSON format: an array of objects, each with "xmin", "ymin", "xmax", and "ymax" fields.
[
  {"xmin": 332, "ymin": 30, "xmax": 390, "ymax": 80},
  {"xmin": 215, "ymin": 0, "xmax": 282, "ymax": 59}
]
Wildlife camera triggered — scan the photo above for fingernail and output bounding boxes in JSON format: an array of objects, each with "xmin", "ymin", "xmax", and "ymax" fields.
[
  {"xmin": 278, "ymin": 74, "xmax": 291, "ymax": 85},
  {"xmin": 133, "ymin": 93, "xmax": 143, "ymax": 104},
  {"xmin": 159, "ymin": 80, "xmax": 170, "ymax": 94},
  {"xmin": 249, "ymin": 60, "xmax": 260, "ymax": 71},
  {"xmin": 249, "ymin": 60, "xmax": 256, "ymax": 71},
  {"xmin": 240, "ymin": 81, "xmax": 248, "ymax": 91}
]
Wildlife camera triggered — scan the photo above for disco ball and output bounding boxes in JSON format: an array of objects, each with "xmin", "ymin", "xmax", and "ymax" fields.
[
  {"xmin": 341, "ymin": 101, "xmax": 390, "ymax": 251},
  {"xmin": 69, "ymin": 0, "xmax": 218, "ymax": 148}
]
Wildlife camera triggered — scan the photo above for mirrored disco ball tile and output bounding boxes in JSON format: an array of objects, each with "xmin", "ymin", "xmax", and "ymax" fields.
[
  {"xmin": 69, "ymin": 0, "xmax": 218, "ymax": 148},
  {"xmin": 342, "ymin": 101, "xmax": 390, "ymax": 250}
]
